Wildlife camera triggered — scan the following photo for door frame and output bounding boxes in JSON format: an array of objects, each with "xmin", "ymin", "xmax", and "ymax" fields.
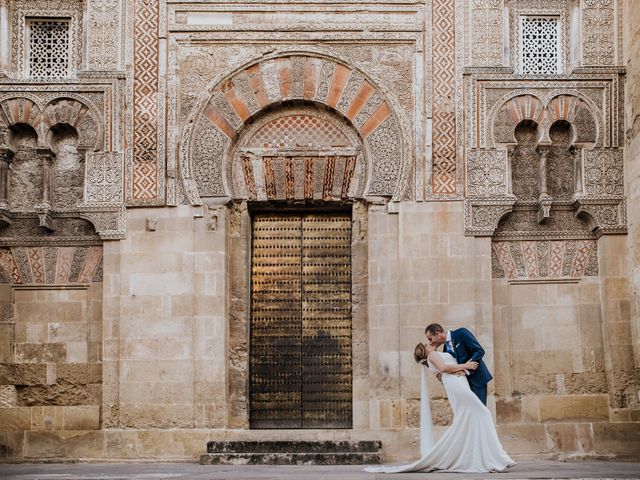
[{"xmin": 226, "ymin": 200, "xmax": 370, "ymax": 430}]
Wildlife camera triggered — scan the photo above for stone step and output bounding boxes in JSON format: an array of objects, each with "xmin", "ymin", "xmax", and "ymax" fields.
[{"xmin": 199, "ymin": 441, "xmax": 383, "ymax": 465}]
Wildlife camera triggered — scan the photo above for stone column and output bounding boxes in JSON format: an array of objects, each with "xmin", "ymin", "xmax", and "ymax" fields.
[
  {"xmin": 0, "ymin": 0, "xmax": 8, "ymax": 72},
  {"xmin": 0, "ymin": 148, "xmax": 13, "ymax": 208},
  {"xmin": 537, "ymin": 146, "xmax": 552, "ymax": 223},
  {"xmin": 37, "ymin": 148, "xmax": 54, "ymax": 207}
]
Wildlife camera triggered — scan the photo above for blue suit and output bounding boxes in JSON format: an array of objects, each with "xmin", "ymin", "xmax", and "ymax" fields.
[{"xmin": 448, "ymin": 328, "xmax": 492, "ymax": 405}]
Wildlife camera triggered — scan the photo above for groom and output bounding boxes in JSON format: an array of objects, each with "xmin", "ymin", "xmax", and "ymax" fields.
[{"xmin": 425, "ymin": 323, "xmax": 493, "ymax": 405}]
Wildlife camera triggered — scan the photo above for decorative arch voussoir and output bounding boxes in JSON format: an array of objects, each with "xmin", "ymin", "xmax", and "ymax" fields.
[
  {"xmin": 181, "ymin": 53, "xmax": 405, "ymax": 203},
  {"xmin": 0, "ymin": 96, "xmax": 44, "ymax": 147},
  {"xmin": 43, "ymin": 97, "xmax": 104, "ymax": 151},
  {"xmin": 492, "ymin": 94, "xmax": 545, "ymax": 146}
]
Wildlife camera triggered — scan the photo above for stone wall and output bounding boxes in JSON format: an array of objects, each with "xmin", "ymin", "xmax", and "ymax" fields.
[
  {"xmin": 624, "ymin": 0, "xmax": 640, "ymax": 368},
  {"xmin": 0, "ymin": 278, "xmax": 103, "ymax": 458},
  {"xmin": 0, "ymin": 0, "xmax": 638, "ymax": 464}
]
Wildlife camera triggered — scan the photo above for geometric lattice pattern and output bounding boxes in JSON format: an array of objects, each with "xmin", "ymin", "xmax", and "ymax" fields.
[
  {"xmin": 247, "ymin": 115, "xmax": 351, "ymax": 149},
  {"xmin": 28, "ymin": 19, "xmax": 70, "ymax": 78},
  {"xmin": 132, "ymin": 0, "xmax": 159, "ymax": 202},
  {"xmin": 431, "ymin": 0, "xmax": 457, "ymax": 195},
  {"xmin": 520, "ymin": 16, "xmax": 560, "ymax": 74}
]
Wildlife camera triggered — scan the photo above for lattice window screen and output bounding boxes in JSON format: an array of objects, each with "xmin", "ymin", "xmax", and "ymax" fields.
[
  {"xmin": 28, "ymin": 19, "xmax": 70, "ymax": 78},
  {"xmin": 519, "ymin": 16, "xmax": 561, "ymax": 74}
]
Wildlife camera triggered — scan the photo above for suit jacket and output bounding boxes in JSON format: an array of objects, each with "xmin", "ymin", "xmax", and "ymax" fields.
[{"xmin": 449, "ymin": 328, "xmax": 493, "ymax": 387}]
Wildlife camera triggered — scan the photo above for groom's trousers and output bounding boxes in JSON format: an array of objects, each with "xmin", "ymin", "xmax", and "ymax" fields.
[{"xmin": 470, "ymin": 383, "xmax": 488, "ymax": 405}]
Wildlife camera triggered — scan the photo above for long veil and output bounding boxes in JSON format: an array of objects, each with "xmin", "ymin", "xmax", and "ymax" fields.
[
  {"xmin": 419, "ymin": 363, "xmax": 435, "ymax": 455},
  {"xmin": 364, "ymin": 363, "xmax": 434, "ymax": 473}
]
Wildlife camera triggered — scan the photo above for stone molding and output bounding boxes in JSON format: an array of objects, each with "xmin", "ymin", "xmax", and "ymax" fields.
[{"xmin": 177, "ymin": 52, "xmax": 408, "ymax": 205}]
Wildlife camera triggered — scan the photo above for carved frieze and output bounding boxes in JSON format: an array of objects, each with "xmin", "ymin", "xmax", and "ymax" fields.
[
  {"xmin": 492, "ymin": 239, "xmax": 598, "ymax": 278},
  {"xmin": 0, "ymin": 245, "xmax": 103, "ymax": 283}
]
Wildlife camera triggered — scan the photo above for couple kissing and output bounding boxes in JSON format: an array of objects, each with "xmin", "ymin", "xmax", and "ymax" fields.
[{"xmin": 365, "ymin": 323, "xmax": 517, "ymax": 474}]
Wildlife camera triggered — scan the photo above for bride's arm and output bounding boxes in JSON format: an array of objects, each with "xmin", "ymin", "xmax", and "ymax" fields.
[{"xmin": 427, "ymin": 352, "xmax": 478, "ymax": 374}]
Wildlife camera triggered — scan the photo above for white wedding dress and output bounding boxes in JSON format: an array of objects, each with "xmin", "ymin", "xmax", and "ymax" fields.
[{"xmin": 365, "ymin": 352, "xmax": 515, "ymax": 473}]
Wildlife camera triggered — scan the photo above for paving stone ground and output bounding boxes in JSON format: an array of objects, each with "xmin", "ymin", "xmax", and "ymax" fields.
[{"xmin": 0, "ymin": 461, "xmax": 639, "ymax": 480}]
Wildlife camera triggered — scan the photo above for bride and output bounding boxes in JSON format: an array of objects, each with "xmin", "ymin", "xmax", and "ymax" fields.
[{"xmin": 365, "ymin": 343, "xmax": 515, "ymax": 473}]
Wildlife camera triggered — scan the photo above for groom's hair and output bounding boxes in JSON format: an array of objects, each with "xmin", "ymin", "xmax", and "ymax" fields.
[{"xmin": 425, "ymin": 323, "xmax": 444, "ymax": 335}]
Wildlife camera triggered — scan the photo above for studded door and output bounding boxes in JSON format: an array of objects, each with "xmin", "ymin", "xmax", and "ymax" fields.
[{"xmin": 249, "ymin": 213, "xmax": 352, "ymax": 429}]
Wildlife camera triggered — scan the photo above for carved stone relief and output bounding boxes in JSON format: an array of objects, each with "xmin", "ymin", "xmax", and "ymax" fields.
[
  {"xmin": 581, "ymin": 0, "xmax": 617, "ymax": 66},
  {"xmin": 86, "ymin": 0, "xmax": 122, "ymax": 71},
  {"xmin": 179, "ymin": 53, "xmax": 407, "ymax": 205},
  {"xmin": 546, "ymin": 121, "xmax": 576, "ymax": 200},
  {"xmin": 0, "ymin": 91, "xmax": 123, "ymax": 240},
  {"xmin": 468, "ymin": 0, "xmax": 505, "ymax": 67},
  {"xmin": 466, "ymin": 149, "xmax": 508, "ymax": 197},
  {"xmin": 511, "ymin": 121, "xmax": 540, "ymax": 202},
  {"xmin": 229, "ymin": 105, "xmax": 364, "ymax": 202},
  {"xmin": 50, "ymin": 124, "xmax": 83, "ymax": 209},
  {"xmin": 492, "ymin": 239, "xmax": 598, "ymax": 278}
]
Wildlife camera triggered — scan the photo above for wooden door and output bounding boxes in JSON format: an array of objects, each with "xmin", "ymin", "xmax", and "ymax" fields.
[{"xmin": 249, "ymin": 213, "xmax": 352, "ymax": 428}]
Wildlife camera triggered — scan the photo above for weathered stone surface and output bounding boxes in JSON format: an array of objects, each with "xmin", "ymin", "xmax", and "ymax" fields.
[
  {"xmin": 539, "ymin": 395, "xmax": 610, "ymax": 422},
  {"xmin": 17, "ymin": 382, "xmax": 101, "ymax": 407},
  {"xmin": 0, "ymin": 406, "xmax": 31, "ymax": 430},
  {"xmin": 0, "ymin": 385, "xmax": 17, "ymax": 407}
]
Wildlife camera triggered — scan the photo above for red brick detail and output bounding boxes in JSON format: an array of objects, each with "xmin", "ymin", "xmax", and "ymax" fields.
[
  {"xmin": 507, "ymin": 101, "xmax": 520, "ymax": 124},
  {"xmin": 346, "ymin": 80, "xmax": 375, "ymax": 121},
  {"xmin": 21, "ymin": 100, "xmax": 32, "ymax": 124},
  {"xmin": 303, "ymin": 57, "xmax": 323, "ymax": 100},
  {"xmin": 263, "ymin": 157, "xmax": 277, "ymax": 198},
  {"xmin": 241, "ymin": 156, "xmax": 257, "ymax": 199},
  {"xmin": 222, "ymin": 81, "xmax": 251, "ymax": 122},
  {"xmin": 326, "ymin": 64, "xmax": 351, "ymax": 108},
  {"xmin": 246, "ymin": 64, "xmax": 269, "ymax": 108},
  {"xmin": 284, "ymin": 157, "xmax": 295, "ymax": 199},
  {"xmin": 204, "ymin": 104, "xmax": 237, "ymax": 140},
  {"xmin": 277, "ymin": 58, "xmax": 293, "ymax": 100},
  {"xmin": 8, "ymin": 99, "xmax": 18, "ymax": 123},
  {"xmin": 360, "ymin": 102, "xmax": 392, "ymax": 138}
]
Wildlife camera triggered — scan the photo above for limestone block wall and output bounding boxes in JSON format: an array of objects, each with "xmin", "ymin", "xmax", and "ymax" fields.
[
  {"xmin": 367, "ymin": 202, "xmax": 495, "ymax": 461},
  {"xmin": 102, "ymin": 206, "xmax": 228, "ymax": 432},
  {"xmin": 491, "ymin": 234, "xmax": 640, "ymax": 458},
  {"xmin": 0, "ymin": 271, "xmax": 103, "ymax": 458},
  {"xmin": 624, "ymin": 0, "xmax": 640, "ymax": 368}
]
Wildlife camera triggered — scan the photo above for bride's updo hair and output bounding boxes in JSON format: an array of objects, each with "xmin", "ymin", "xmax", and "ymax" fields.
[{"xmin": 414, "ymin": 343, "xmax": 429, "ymax": 363}]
